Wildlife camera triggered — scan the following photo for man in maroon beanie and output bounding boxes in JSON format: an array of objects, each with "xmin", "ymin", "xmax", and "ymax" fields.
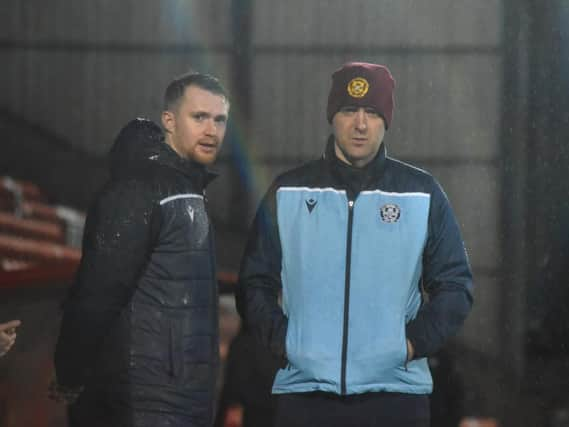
[{"xmin": 237, "ymin": 62, "xmax": 473, "ymax": 427}]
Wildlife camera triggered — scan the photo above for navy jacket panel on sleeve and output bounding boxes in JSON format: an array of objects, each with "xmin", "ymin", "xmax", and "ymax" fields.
[
  {"xmin": 237, "ymin": 182, "xmax": 288, "ymax": 365},
  {"xmin": 405, "ymin": 178, "xmax": 474, "ymax": 359}
]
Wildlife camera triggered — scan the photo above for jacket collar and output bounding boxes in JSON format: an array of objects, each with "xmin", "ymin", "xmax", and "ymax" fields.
[
  {"xmin": 157, "ymin": 141, "xmax": 218, "ymax": 189},
  {"xmin": 323, "ymin": 134, "xmax": 388, "ymax": 193}
]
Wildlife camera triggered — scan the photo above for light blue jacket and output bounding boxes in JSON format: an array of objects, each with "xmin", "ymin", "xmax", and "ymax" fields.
[{"xmin": 238, "ymin": 141, "xmax": 473, "ymax": 396}]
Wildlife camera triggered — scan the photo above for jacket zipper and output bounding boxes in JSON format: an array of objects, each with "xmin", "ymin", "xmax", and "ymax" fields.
[{"xmin": 340, "ymin": 198, "xmax": 355, "ymax": 395}]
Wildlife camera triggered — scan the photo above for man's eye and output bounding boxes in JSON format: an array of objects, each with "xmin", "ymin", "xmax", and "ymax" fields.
[{"xmin": 193, "ymin": 114, "xmax": 206, "ymax": 121}]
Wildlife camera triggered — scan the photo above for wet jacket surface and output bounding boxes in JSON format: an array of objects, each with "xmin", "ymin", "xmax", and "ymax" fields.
[
  {"xmin": 237, "ymin": 138, "xmax": 473, "ymax": 396},
  {"xmin": 54, "ymin": 118, "xmax": 220, "ymax": 426}
]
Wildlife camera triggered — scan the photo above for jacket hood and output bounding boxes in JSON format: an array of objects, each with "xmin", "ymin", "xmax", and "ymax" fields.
[{"xmin": 109, "ymin": 118, "xmax": 217, "ymax": 186}]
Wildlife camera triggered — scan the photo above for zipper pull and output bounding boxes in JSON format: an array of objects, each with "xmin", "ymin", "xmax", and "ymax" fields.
[{"xmin": 348, "ymin": 200, "xmax": 354, "ymax": 209}]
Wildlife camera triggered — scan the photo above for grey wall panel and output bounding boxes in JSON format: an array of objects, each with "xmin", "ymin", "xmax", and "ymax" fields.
[
  {"xmin": 254, "ymin": 0, "xmax": 501, "ymax": 46},
  {"xmin": 1, "ymin": 50, "xmax": 231, "ymax": 155},
  {"xmin": 0, "ymin": 0, "xmax": 232, "ymax": 44},
  {"xmin": 245, "ymin": 162, "xmax": 303, "ymax": 207},
  {"xmin": 388, "ymin": 54, "xmax": 501, "ymax": 161},
  {"xmin": 459, "ymin": 275, "xmax": 500, "ymax": 357},
  {"xmin": 251, "ymin": 54, "xmax": 332, "ymax": 160},
  {"xmin": 0, "ymin": 51, "xmax": 24, "ymax": 114},
  {"xmin": 251, "ymin": 53, "xmax": 501, "ymax": 160},
  {"xmin": 207, "ymin": 161, "xmax": 235, "ymax": 222}
]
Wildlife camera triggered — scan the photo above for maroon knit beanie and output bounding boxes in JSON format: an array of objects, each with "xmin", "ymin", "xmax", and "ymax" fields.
[{"xmin": 326, "ymin": 62, "xmax": 396, "ymax": 129}]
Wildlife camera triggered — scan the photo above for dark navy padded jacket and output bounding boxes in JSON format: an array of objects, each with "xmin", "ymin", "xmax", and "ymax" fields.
[{"xmin": 55, "ymin": 119, "xmax": 219, "ymax": 426}]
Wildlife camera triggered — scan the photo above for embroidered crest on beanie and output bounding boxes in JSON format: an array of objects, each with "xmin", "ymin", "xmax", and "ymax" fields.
[{"xmin": 326, "ymin": 62, "xmax": 396, "ymax": 129}]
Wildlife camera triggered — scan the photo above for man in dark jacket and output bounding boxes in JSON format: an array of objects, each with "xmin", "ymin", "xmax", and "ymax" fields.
[
  {"xmin": 237, "ymin": 62, "xmax": 473, "ymax": 427},
  {"xmin": 52, "ymin": 72, "xmax": 230, "ymax": 427}
]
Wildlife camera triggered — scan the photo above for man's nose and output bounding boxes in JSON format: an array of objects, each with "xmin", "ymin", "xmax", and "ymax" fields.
[
  {"xmin": 354, "ymin": 109, "xmax": 367, "ymax": 131},
  {"xmin": 204, "ymin": 119, "xmax": 217, "ymax": 135}
]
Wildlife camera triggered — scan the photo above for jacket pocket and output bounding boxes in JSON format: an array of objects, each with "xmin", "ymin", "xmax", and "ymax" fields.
[
  {"xmin": 403, "ymin": 336, "xmax": 410, "ymax": 370},
  {"xmin": 284, "ymin": 325, "xmax": 293, "ymax": 364},
  {"xmin": 399, "ymin": 325, "xmax": 411, "ymax": 371}
]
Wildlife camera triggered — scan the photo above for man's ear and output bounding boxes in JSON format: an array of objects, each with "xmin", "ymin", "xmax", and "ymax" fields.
[{"xmin": 161, "ymin": 110, "xmax": 175, "ymax": 134}]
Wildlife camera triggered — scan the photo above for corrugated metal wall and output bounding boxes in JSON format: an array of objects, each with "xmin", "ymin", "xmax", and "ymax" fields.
[
  {"xmin": 0, "ymin": 0, "xmax": 233, "ymax": 155},
  {"xmin": 0, "ymin": 0, "xmax": 506, "ymax": 358}
]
